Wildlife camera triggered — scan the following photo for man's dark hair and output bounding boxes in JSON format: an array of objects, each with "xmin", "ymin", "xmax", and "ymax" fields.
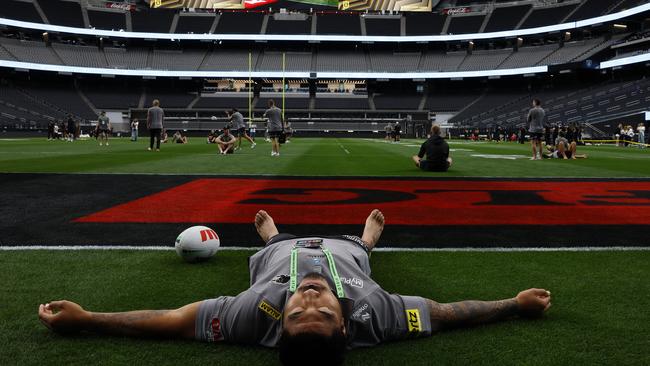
[
  {"xmin": 268, "ymin": 99, "xmax": 275, "ymax": 107},
  {"xmin": 533, "ymin": 98, "xmax": 542, "ymax": 106},
  {"xmin": 232, "ymin": 108, "xmax": 238, "ymax": 113},
  {"xmin": 279, "ymin": 329, "xmax": 347, "ymax": 366}
]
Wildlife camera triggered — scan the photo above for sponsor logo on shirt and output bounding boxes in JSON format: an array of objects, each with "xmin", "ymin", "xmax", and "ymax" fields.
[
  {"xmin": 406, "ymin": 309, "xmax": 421, "ymax": 333},
  {"xmin": 339, "ymin": 276, "xmax": 364, "ymax": 289},
  {"xmin": 209, "ymin": 317, "xmax": 223, "ymax": 342},
  {"xmin": 272, "ymin": 274, "xmax": 289, "ymax": 285},
  {"xmin": 352, "ymin": 303, "xmax": 371, "ymax": 323},
  {"xmin": 259, "ymin": 300, "xmax": 281, "ymax": 320}
]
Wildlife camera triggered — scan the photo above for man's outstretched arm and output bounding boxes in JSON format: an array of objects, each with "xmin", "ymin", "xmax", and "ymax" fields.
[
  {"xmin": 426, "ymin": 288, "xmax": 551, "ymax": 331},
  {"xmin": 38, "ymin": 300, "xmax": 202, "ymax": 339}
]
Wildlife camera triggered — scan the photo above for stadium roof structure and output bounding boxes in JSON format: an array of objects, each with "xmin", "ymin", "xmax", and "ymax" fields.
[
  {"xmin": 0, "ymin": 3, "xmax": 648, "ymax": 79},
  {"xmin": 0, "ymin": 3, "xmax": 648, "ymax": 43}
]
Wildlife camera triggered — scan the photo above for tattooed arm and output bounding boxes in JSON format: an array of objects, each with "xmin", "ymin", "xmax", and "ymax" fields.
[
  {"xmin": 38, "ymin": 300, "xmax": 201, "ymax": 339},
  {"xmin": 427, "ymin": 288, "xmax": 552, "ymax": 331}
]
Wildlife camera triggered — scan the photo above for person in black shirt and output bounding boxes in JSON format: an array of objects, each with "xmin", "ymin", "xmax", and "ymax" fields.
[
  {"xmin": 393, "ymin": 122, "xmax": 401, "ymax": 143},
  {"xmin": 412, "ymin": 125, "xmax": 452, "ymax": 172}
]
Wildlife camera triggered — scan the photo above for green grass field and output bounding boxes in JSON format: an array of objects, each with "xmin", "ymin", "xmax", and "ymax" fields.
[
  {"xmin": 1, "ymin": 136, "xmax": 649, "ymax": 365},
  {"xmin": 1, "ymin": 136, "xmax": 650, "ymax": 177},
  {"xmin": 1, "ymin": 250, "xmax": 648, "ymax": 365}
]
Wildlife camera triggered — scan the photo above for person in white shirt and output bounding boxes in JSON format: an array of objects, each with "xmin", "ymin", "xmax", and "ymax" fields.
[{"xmin": 637, "ymin": 123, "xmax": 645, "ymax": 149}]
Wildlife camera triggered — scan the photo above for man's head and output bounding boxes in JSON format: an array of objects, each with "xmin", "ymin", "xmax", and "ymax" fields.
[
  {"xmin": 268, "ymin": 99, "xmax": 275, "ymax": 108},
  {"xmin": 532, "ymin": 98, "xmax": 542, "ymax": 107},
  {"xmin": 232, "ymin": 108, "xmax": 238, "ymax": 113},
  {"xmin": 223, "ymin": 126, "xmax": 230, "ymax": 135},
  {"xmin": 279, "ymin": 273, "xmax": 347, "ymax": 366},
  {"xmin": 431, "ymin": 124, "xmax": 441, "ymax": 136},
  {"xmin": 100, "ymin": 111, "xmax": 106, "ymax": 116},
  {"xmin": 153, "ymin": 99, "xmax": 160, "ymax": 107}
]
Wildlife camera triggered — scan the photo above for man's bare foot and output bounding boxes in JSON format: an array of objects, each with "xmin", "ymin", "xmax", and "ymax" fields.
[
  {"xmin": 255, "ymin": 210, "xmax": 279, "ymax": 243},
  {"xmin": 361, "ymin": 209, "xmax": 384, "ymax": 251}
]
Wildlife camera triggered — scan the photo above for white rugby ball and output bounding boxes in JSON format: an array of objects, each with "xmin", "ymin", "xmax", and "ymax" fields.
[{"xmin": 175, "ymin": 226, "xmax": 220, "ymax": 263}]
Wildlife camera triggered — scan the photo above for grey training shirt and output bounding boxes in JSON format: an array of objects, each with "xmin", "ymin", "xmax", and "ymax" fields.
[
  {"xmin": 231, "ymin": 112, "xmax": 245, "ymax": 130},
  {"xmin": 527, "ymin": 106, "xmax": 545, "ymax": 133},
  {"xmin": 195, "ymin": 236, "xmax": 432, "ymax": 348},
  {"xmin": 148, "ymin": 106, "xmax": 164, "ymax": 129},
  {"xmin": 264, "ymin": 106, "xmax": 283, "ymax": 132},
  {"xmin": 97, "ymin": 115, "xmax": 109, "ymax": 129}
]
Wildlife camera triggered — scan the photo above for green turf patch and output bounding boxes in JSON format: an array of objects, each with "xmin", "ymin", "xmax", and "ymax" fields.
[
  {"xmin": 1, "ymin": 137, "xmax": 649, "ymax": 177},
  {"xmin": 1, "ymin": 250, "xmax": 648, "ymax": 365}
]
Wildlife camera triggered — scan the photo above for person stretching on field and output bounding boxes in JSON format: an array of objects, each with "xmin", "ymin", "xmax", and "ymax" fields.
[
  {"xmin": 38, "ymin": 209, "xmax": 551, "ymax": 366},
  {"xmin": 527, "ymin": 98, "xmax": 546, "ymax": 160},
  {"xmin": 227, "ymin": 108, "xmax": 256, "ymax": 150}
]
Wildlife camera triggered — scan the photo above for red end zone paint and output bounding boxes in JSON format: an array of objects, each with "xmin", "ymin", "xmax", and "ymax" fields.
[{"xmin": 75, "ymin": 179, "xmax": 650, "ymax": 225}]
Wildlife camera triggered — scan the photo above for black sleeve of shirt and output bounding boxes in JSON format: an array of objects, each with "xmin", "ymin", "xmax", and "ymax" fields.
[
  {"xmin": 443, "ymin": 142, "xmax": 449, "ymax": 160},
  {"xmin": 418, "ymin": 141, "xmax": 427, "ymax": 159}
]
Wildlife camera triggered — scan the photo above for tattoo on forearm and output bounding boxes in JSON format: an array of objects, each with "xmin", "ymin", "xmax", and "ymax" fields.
[
  {"xmin": 426, "ymin": 298, "xmax": 519, "ymax": 331},
  {"xmin": 89, "ymin": 310, "xmax": 172, "ymax": 337}
]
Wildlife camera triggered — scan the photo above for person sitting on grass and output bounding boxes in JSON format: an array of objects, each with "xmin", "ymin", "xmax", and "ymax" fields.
[
  {"xmin": 543, "ymin": 131, "xmax": 588, "ymax": 160},
  {"xmin": 207, "ymin": 130, "xmax": 218, "ymax": 144},
  {"xmin": 161, "ymin": 130, "xmax": 169, "ymax": 144},
  {"xmin": 412, "ymin": 124, "xmax": 452, "ymax": 172},
  {"xmin": 215, "ymin": 126, "xmax": 236, "ymax": 155},
  {"xmin": 172, "ymin": 131, "xmax": 188, "ymax": 144},
  {"xmin": 38, "ymin": 209, "xmax": 551, "ymax": 366}
]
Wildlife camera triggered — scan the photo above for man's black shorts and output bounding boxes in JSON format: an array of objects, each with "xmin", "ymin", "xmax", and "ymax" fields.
[
  {"xmin": 268, "ymin": 130, "xmax": 283, "ymax": 138},
  {"xmin": 236, "ymin": 127, "xmax": 246, "ymax": 137},
  {"xmin": 530, "ymin": 132, "xmax": 544, "ymax": 141},
  {"xmin": 420, "ymin": 160, "xmax": 449, "ymax": 172}
]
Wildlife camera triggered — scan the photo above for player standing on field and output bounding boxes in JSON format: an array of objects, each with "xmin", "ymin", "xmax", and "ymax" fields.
[
  {"xmin": 96, "ymin": 111, "xmax": 111, "ymax": 146},
  {"xmin": 227, "ymin": 108, "xmax": 256, "ymax": 150},
  {"xmin": 527, "ymin": 98, "xmax": 546, "ymax": 160},
  {"xmin": 263, "ymin": 100, "xmax": 285, "ymax": 157},
  {"xmin": 147, "ymin": 100, "xmax": 164, "ymax": 152}
]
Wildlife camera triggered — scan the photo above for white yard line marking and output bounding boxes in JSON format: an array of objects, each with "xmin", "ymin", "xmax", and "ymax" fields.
[
  {"xmin": 336, "ymin": 140, "xmax": 350, "ymax": 154},
  {"xmin": 1, "ymin": 245, "xmax": 649, "ymax": 252}
]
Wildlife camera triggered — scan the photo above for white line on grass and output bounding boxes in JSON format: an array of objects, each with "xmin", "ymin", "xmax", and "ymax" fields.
[
  {"xmin": 336, "ymin": 140, "xmax": 350, "ymax": 154},
  {"xmin": 1, "ymin": 245, "xmax": 649, "ymax": 252}
]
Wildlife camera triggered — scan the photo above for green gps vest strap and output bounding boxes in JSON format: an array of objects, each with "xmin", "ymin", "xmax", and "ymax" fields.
[{"xmin": 289, "ymin": 247, "xmax": 345, "ymax": 299}]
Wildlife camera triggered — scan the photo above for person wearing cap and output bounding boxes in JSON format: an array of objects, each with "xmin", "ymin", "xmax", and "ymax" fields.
[
  {"xmin": 215, "ymin": 126, "xmax": 236, "ymax": 155},
  {"xmin": 38, "ymin": 210, "xmax": 552, "ymax": 366}
]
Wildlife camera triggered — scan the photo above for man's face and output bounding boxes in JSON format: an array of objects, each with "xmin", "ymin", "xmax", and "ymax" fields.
[{"xmin": 283, "ymin": 275, "xmax": 345, "ymax": 337}]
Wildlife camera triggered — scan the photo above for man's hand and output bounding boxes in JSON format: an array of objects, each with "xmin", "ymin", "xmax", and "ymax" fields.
[
  {"xmin": 38, "ymin": 300, "xmax": 90, "ymax": 334},
  {"xmin": 516, "ymin": 288, "xmax": 552, "ymax": 318}
]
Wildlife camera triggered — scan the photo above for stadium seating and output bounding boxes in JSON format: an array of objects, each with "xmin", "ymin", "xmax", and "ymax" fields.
[
  {"xmin": 53, "ymin": 44, "xmax": 108, "ymax": 68},
  {"xmin": 454, "ymin": 78, "xmax": 650, "ymax": 128},
  {"xmin": 1, "ymin": 0, "xmax": 43, "ymax": 23},
  {"xmin": 373, "ymin": 95, "xmax": 422, "ymax": 110},
  {"xmin": 404, "ymin": 13, "xmax": 446, "ymax": 35},
  {"xmin": 131, "ymin": 10, "xmax": 176, "ymax": 33},
  {"xmin": 447, "ymin": 15, "xmax": 485, "ymax": 35},
  {"xmin": 566, "ymin": 0, "xmax": 615, "ymax": 22},
  {"xmin": 365, "ymin": 18, "xmax": 401, "ymax": 36},
  {"xmin": 175, "ymin": 14, "xmax": 216, "ymax": 34},
  {"xmin": 314, "ymin": 96, "xmax": 370, "ymax": 110},
  {"xmin": 265, "ymin": 16, "xmax": 311, "ymax": 35},
  {"xmin": 214, "ymin": 12, "xmax": 264, "ymax": 34},
  {"xmin": 199, "ymin": 49, "xmax": 260, "ymax": 71},
  {"xmin": 316, "ymin": 14, "xmax": 361, "ymax": 35},
  {"xmin": 315, "ymin": 50, "xmax": 369, "ymax": 72},
  {"xmin": 87, "ymin": 9, "xmax": 127, "ymax": 31},
  {"xmin": 459, "ymin": 49, "xmax": 512, "ymax": 71},
  {"xmin": 483, "ymin": 4, "xmax": 532, "ymax": 33},
  {"xmin": 38, "ymin": 0, "xmax": 85, "ymax": 28},
  {"xmin": 0, "ymin": 39, "xmax": 62, "ymax": 65},
  {"xmin": 81, "ymin": 81, "xmax": 142, "ymax": 110},
  {"xmin": 369, "ymin": 52, "xmax": 420, "ymax": 73},
  {"xmin": 519, "ymin": 4, "xmax": 577, "ymax": 29},
  {"xmin": 257, "ymin": 52, "xmax": 312, "ymax": 72},
  {"xmin": 193, "ymin": 95, "xmax": 250, "ymax": 109}
]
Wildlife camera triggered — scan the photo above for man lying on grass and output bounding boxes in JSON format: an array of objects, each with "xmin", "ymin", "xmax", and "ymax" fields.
[{"xmin": 39, "ymin": 209, "xmax": 551, "ymax": 366}]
